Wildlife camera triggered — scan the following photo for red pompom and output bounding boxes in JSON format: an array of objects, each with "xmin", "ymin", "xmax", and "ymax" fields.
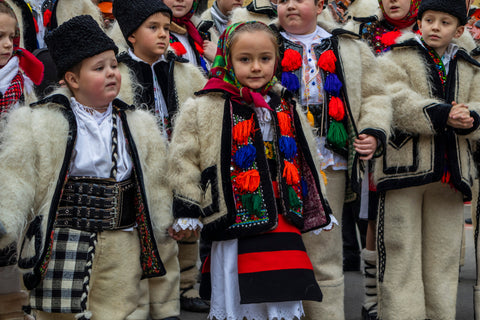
[
  {"xmin": 17, "ymin": 48, "xmax": 44, "ymax": 85},
  {"xmin": 318, "ymin": 50, "xmax": 337, "ymax": 73},
  {"xmin": 328, "ymin": 96, "xmax": 345, "ymax": 121},
  {"xmin": 283, "ymin": 160, "xmax": 300, "ymax": 185},
  {"xmin": 43, "ymin": 9, "xmax": 52, "ymax": 27},
  {"xmin": 170, "ymin": 41, "xmax": 187, "ymax": 56},
  {"xmin": 380, "ymin": 30, "xmax": 402, "ymax": 46},
  {"xmin": 234, "ymin": 169, "xmax": 260, "ymax": 193},
  {"xmin": 233, "ymin": 117, "xmax": 255, "ymax": 145},
  {"xmin": 277, "ymin": 111, "xmax": 292, "ymax": 136},
  {"xmin": 194, "ymin": 42, "xmax": 204, "ymax": 55},
  {"xmin": 281, "ymin": 49, "xmax": 302, "ymax": 72}
]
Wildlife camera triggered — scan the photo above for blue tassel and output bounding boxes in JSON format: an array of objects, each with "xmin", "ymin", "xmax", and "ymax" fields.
[
  {"xmin": 281, "ymin": 72, "xmax": 300, "ymax": 91},
  {"xmin": 279, "ymin": 136, "xmax": 297, "ymax": 160},
  {"xmin": 200, "ymin": 57, "xmax": 209, "ymax": 74},
  {"xmin": 234, "ymin": 145, "xmax": 257, "ymax": 169},
  {"xmin": 301, "ymin": 178, "xmax": 308, "ymax": 197},
  {"xmin": 324, "ymin": 73, "xmax": 342, "ymax": 97}
]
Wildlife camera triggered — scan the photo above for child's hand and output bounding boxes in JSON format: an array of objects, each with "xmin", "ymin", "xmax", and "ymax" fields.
[
  {"xmin": 203, "ymin": 40, "xmax": 217, "ymax": 63},
  {"xmin": 168, "ymin": 226, "xmax": 200, "ymax": 241},
  {"xmin": 353, "ymin": 134, "xmax": 377, "ymax": 160},
  {"xmin": 447, "ymin": 101, "xmax": 474, "ymax": 129}
]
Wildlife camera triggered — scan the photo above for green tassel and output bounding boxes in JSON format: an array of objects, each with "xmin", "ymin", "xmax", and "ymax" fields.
[
  {"xmin": 241, "ymin": 194, "xmax": 262, "ymax": 217},
  {"xmin": 327, "ymin": 120, "xmax": 348, "ymax": 149},
  {"xmin": 288, "ymin": 186, "xmax": 301, "ymax": 209}
]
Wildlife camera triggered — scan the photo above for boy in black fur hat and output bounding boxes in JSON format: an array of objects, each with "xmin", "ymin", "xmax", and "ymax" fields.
[
  {"xmin": 0, "ymin": 15, "xmax": 173, "ymax": 320},
  {"xmin": 374, "ymin": 0, "xmax": 480, "ymax": 318},
  {"xmin": 112, "ymin": 0, "xmax": 207, "ymax": 318}
]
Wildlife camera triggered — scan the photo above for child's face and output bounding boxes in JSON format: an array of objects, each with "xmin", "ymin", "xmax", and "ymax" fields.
[
  {"xmin": 278, "ymin": 0, "xmax": 323, "ymax": 35},
  {"xmin": 217, "ymin": 0, "xmax": 244, "ymax": 16},
  {"xmin": 68, "ymin": 50, "xmax": 121, "ymax": 110},
  {"xmin": 0, "ymin": 13, "xmax": 16, "ymax": 67},
  {"xmin": 381, "ymin": 0, "xmax": 411, "ymax": 21},
  {"xmin": 418, "ymin": 10, "xmax": 464, "ymax": 57},
  {"xmin": 163, "ymin": 0, "xmax": 194, "ymax": 18},
  {"xmin": 129, "ymin": 12, "xmax": 170, "ymax": 65},
  {"xmin": 230, "ymin": 30, "xmax": 276, "ymax": 90}
]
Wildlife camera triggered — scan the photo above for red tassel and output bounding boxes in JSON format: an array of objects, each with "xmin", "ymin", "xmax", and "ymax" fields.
[
  {"xmin": 277, "ymin": 111, "xmax": 292, "ymax": 136},
  {"xmin": 32, "ymin": 17, "xmax": 39, "ymax": 34},
  {"xmin": 283, "ymin": 160, "xmax": 300, "ymax": 185},
  {"xmin": 194, "ymin": 42, "xmax": 204, "ymax": 55},
  {"xmin": 380, "ymin": 30, "xmax": 402, "ymax": 46},
  {"xmin": 43, "ymin": 9, "xmax": 52, "ymax": 27},
  {"xmin": 170, "ymin": 41, "xmax": 187, "ymax": 56},
  {"xmin": 235, "ymin": 169, "xmax": 260, "ymax": 193},
  {"xmin": 318, "ymin": 50, "xmax": 337, "ymax": 73},
  {"xmin": 328, "ymin": 96, "xmax": 345, "ymax": 121},
  {"xmin": 233, "ymin": 117, "xmax": 254, "ymax": 145},
  {"xmin": 281, "ymin": 49, "xmax": 302, "ymax": 72},
  {"xmin": 16, "ymin": 48, "xmax": 44, "ymax": 85}
]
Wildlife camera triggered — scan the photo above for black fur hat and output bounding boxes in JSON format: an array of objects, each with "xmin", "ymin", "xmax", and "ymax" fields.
[
  {"xmin": 418, "ymin": 0, "xmax": 468, "ymax": 25},
  {"xmin": 113, "ymin": 0, "xmax": 172, "ymax": 43},
  {"xmin": 45, "ymin": 15, "xmax": 118, "ymax": 78}
]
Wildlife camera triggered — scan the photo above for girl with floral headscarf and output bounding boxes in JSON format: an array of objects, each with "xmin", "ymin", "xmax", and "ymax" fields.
[{"xmin": 169, "ymin": 21, "xmax": 333, "ymax": 320}]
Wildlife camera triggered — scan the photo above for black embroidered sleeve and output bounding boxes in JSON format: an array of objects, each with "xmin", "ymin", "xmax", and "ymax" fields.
[{"xmin": 424, "ymin": 103, "xmax": 452, "ymax": 133}]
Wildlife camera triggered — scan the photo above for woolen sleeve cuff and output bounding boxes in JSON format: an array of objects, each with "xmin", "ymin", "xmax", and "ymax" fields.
[
  {"xmin": 172, "ymin": 195, "xmax": 203, "ymax": 219},
  {"xmin": 424, "ymin": 103, "xmax": 452, "ymax": 133}
]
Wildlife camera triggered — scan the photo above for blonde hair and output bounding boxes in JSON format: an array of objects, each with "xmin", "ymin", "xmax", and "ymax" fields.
[{"xmin": 0, "ymin": 1, "xmax": 19, "ymax": 37}]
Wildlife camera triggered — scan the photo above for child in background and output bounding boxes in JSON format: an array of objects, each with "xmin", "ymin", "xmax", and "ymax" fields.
[
  {"xmin": 112, "ymin": 0, "xmax": 208, "ymax": 318},
  {"xmin": 0, "ymin": 15, "xmax": 172, "ymax": 320},
  {"xmin": 273, "ymin": 0, "xmax": 391, "ymax": 319},
  {"xmin": 163, "ymin": 0, "xmax": 215, "ymax": 71},
  {"xmin": 0, "ymin": 1, "xmax": 42, "ymax": 116},
  {"xmin": 168, "ymin": 21, "xmax": 331, "ymax": 320},
  {"xmin": 374, "ymin": 0, "xmax": 480, "ymax": 318},
  {"xmin": 197, "ymin": 0, "xmax": 244, "ymax": 48}
]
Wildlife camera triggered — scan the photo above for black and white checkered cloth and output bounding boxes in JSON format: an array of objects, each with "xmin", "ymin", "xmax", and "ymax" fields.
[{"xmin": 30, "ymin": 227, "xmax": 97, "ymax": 316}]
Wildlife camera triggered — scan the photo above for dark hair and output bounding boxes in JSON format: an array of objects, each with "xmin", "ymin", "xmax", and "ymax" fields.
[{"xmin": 227, "ymin": 22, "xmax": 279, "ymax": 58}]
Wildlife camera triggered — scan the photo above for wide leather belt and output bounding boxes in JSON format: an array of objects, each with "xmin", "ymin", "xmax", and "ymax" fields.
[{"xmin": 55, "ymin": 177, "xmax": 137, "ymax": 232}]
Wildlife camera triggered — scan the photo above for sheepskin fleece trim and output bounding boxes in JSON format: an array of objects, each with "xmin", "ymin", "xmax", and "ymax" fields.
[
  {"xmin": 0, "ymin": 96, "xmax": 172, "ymax": 266},
  {"xmin": 374, "ymin": 35, "xmax": 480, "ymax": 197},
  {"xmin": 55, "ymin": 0, "xmax": 104, "ymax": 29},
  {"xmin": 168, "ymin": 84, "xmax": 331, "ymax": 238},
  {"xmin": 346, "ymin": 0, "xmax": 379, "ymax": 20}
]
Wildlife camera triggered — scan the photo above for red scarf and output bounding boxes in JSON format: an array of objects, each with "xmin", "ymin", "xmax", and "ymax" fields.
[
  {"xmin": 172, "ymin": 16, "xmax": 203, "ymax": 48},
  {"xmin": 379, "ymin": 0, "xmax": 421, "ymax": 30},
  {"xmin": 0, "ymin": 71, "xmax": 24, "ymax": 115}
]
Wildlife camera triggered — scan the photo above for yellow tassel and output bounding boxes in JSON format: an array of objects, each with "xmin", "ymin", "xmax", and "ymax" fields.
[
  {"xmin": 320, "ymin": 170, "xmax": 328, "ymax": 186},
  {"xmin": 307, "ymin": 109, "xmax": 315, "ymax": 127}
]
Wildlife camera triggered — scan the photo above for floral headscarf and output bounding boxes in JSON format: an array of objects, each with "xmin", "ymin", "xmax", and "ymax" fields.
[
  {"xmin": 379, "ymin": 0, "xmax": 421, "ymax": 29},
  {"xmin": 200, "ymin": 22, "xmax": 278, "ymax": 109}
]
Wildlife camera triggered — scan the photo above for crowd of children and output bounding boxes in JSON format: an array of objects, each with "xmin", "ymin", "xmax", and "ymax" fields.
[{"xmin": 1, "ymin": 0, "xmax": 480, "ymax": 320}]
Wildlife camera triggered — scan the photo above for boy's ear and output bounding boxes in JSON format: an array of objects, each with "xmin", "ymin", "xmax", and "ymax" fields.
[
  {"xmin": 454, "ymin": 25, "xmax": 465, "ymax": 39},
  {"xmin": 64, "ymin": 71, "xmax": 80, "ymax": 90},
  {"xmin": 317, "ymin": 0, "xmax": 324, "ymax": 14},
  {"xmin": 128, "ymin": 33, "xmax": 137, "ymax": 46}
]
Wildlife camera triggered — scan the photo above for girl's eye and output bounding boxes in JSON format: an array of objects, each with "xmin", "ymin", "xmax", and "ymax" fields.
[
  {"xmin": 95, "ymin": 66, "xmax": 104, "ymax": 71},
  {"xmin": 262, "ymin": 56, "xmax": 272, "ymax": 62},
  {"xmin": 240, "ymin": 57, "xmax": 249, "ymax": 62}
]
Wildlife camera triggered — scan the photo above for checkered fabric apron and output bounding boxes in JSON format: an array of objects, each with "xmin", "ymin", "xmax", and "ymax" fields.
[
  {"xmin": 0, "ymin": 71, "xmax": 24, "ymax": 115},
  {"xmin": 29, "ymin": 227, "xmax": 97, "ymax": 316}
]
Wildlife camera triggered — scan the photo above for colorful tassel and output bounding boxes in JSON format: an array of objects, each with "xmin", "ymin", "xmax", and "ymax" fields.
[
  {"xmin": 170, "ymin": 41, "xmax": 187, "ymax": 56},
  {"xmin": 380, "ymin": 30, "xmax": 402, "ymax": 47},
  {"xmin": 241, "ymin": 193, "xmax": 262, "ymax": 216},
  {"xmin": 327, "ymin": 121, "xmax": 348, "ymax": 149},
  {"xmin": 234, "ymin": 145, "xmax": 256, "ymax": 169},
  {"xmin": 307, "ymin": 108, "xmax": 315, "ymax": 127},
  {"xmin": 301, "ymin": 178, "xmax": 308, "ymax": 197},
  {"xmin": 281, "ymin": 49, "xmax": 302, "ymax": 72},
  {"xmin": 328, "ymin": 96, "xmax": 345, "ymax": 121},
  {"xmin": 235, "ymin": 169, "xmax": 260, "ymax": 193},
  {"xmin": 320, "ymin": 170, "xmax": 327, "ymax": 186},
  {"xmin": 324, "ymin": 73, "xmax": 342, "ymax": 97},
  {"xmin": 318, "ymin": 50, "xmax": 337, "ymax": 73},
  {"xmin": 288, "ymin": 186, "xmax": 301, "ymax": 209},
  {"xmin": 199, "ymin": 56, "xmax": 208, "ymax": 74},
  {"xmin": 277, "ymin": 111, "xmax": 292, "ymax": 136},
  {"xmin": 43, "ymin": 9, "xmax": 52, "ymax": 27},
  {"xmin": 233, "ymin": 117, "xmax": 254, "ymax": 145},
  {"xmin": 281, "ymin": 72, "xmax": 300, "ymax": 91},
  {"xmin": 194, "ymin": 41, "xmax": 205, "ymax": 55},
  {"xmin": 283, "ymin": 160, "xmax": 300, "ymax": 185},
  {"xmin": 279, "ymin": 136, "xmax": 297, "ymax": 160}
]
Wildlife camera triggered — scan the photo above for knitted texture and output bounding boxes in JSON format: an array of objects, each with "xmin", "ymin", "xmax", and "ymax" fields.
[
  {"xmin": 418, "ymin": 0, "xmax": 467, "ymax": 25},
  {"xmin": 113, "ymin": 0, "xmax": 172, "ymax": 41},
  {"xmin": 45, "ymin": 15, "xmax": 118, "ymax": 77}
]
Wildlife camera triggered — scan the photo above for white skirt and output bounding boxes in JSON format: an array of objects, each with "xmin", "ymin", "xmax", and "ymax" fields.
[{"xmin": 208, "ymin": 239, "xmax": 304, "ymax": 320}]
